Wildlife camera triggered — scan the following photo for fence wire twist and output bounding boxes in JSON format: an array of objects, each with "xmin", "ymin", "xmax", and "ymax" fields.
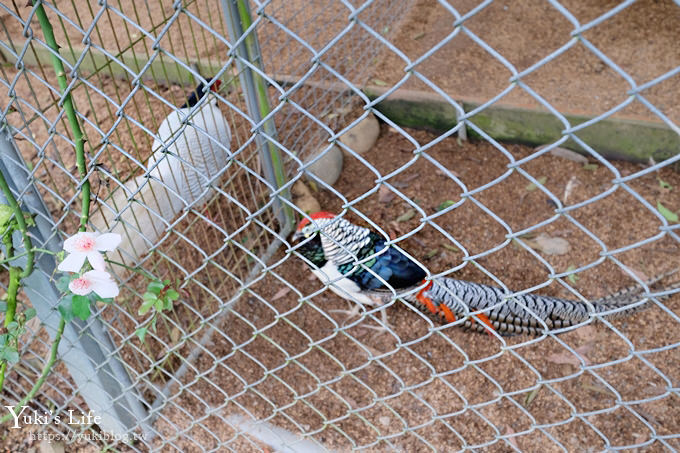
[{"xmin": 0, "ymin": 0, "xmax": 679, "ymax": 451}]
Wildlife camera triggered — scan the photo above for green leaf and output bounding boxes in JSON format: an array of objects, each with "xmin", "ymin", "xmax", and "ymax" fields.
[
  {"xmin": 71, "ymin": 295, "xmax": 91, "ymax": 321},
  {"xmin": 154, "ymin": 298, "xmax": 164, "ymax": 312},
  {"xmin": 658, "ymin": 177, "xmax": 673, "ymax": 190},
  {"xmin": 6, "ymin": 321, "xmax": 19, "ymax": 334},
  {"xmin": 97, "ymin": 297, "xmax": 114, "ymax": 305},
  {"xmin": 162, "ymin": 297, "xmax": 173, "ymax": 311},
  {"xmin": 424, "ymin": 249, "xmax": 439, "ymax": 260},
  {"xmin": 165, "ymin": 289, "xmax": 179, "ymax": 302},
  {"xmin": 396, "ymin": 209, "xmax": 415, "ymax": 222},
  {"xmin": 526, "ymin": 176, "xmax": 547, "ymax": 192},
  {"xmin": 0, "ymin": 205, "xmax": 13, "ymax": 233},
  {"xmin": 147, "ymin": 281, "xmax": 165, "ymax": 295},
  {"xmin": 143, "ymin": 291, "xmax": 158, "ymax": 302},
  {"xmin": 583, "ymin": 163, "xmax": 599, "ymax": 171},
  {"xmin": 436, "ymin": 200, "xmax": 455, "ymax": 211},
  {"xmin": 138, "ymin": 297, "xmax": 156, "ymax": 316},
  {"xmin": 0, "ymin": 334, "xmax": 8, "ymax": 346},
  {"xmin": 442, "ymin": 243, "xmax": 458, "ymax": 252},
  {"xmin": 372, "ymin": 79, "xmax": 387, "ymax": 86},
  {"xmin": 22, "ymin": 212, "xmax": 35, "ymax": 227},
  {"xmin": 0, "ymin": 301, "xmax": 6, "ymax": 313},
  {"xmin": 657, "ymin": 201, "xmax": 678, "ymax": 223},
  {"xmin": 23, "ymin": 308, "xmax": 36, "ymax": 320},
  {"xmin": 135, "ymin": 327, "xmax": 148, "ymax": 343},
  {"xmin": 566, "ymin": 265, "xmax": 579, "ymax": 284},
  {"xmin": 0, "ymin": 346, "xmax": 19, "ymax": 364},
  {"xmin": 56, "ymin": 275, "xmax": 71, "ymax": 292},
  {"xmin": 58, "ymin": 296, "xmax": 75, "ymax": 322},
  {"xmin": 524, "ymin": 386, "xmax": 542, "ymax": 407},
  {"xmin": 656, "ymin": 201, "xmax": 678, "ymax": 223}
]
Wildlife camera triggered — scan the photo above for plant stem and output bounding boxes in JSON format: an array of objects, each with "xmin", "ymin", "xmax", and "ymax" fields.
[
  {"xmin": 0, "ymin": 317, "xmax": 66, "ymax": 425},
  {"xmin": 0, "ymin": 363, "xmax": 5, "ymax": 392},
  {"xmin": 0, "ymin": 208, "xmax": 18, "ymax": 391},
  {"xmin": 5, "ymin": 267, "xmax": 19, "ymax": 327},
  {"xmin": 32, "ymin": 0, "xmax": 90, "ymax": 231},
  {"xmin": 0, "ymin": 233, "xmax": 21, "ymax": 392},
  {"xmin": 0, "ymin": 171, "xmax": 33, "ymax": 278},
  {"xmin": 0, "ymin": 248, "xmax": 55, "ymax": 265}
]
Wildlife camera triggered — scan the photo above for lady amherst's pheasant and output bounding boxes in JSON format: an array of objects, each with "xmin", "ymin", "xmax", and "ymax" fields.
[{"xmin": 292, "ymin": 212, "xmax": 679, "ymax": 335}]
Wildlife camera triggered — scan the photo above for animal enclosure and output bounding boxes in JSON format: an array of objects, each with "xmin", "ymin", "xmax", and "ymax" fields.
[{"xmin": 0, "ymin": 1, "xmax": 679, "ymax": 452}]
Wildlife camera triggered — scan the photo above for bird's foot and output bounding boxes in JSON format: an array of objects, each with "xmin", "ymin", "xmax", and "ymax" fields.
[
  {"xmin": 360, "ymin": 309, "xmax": 395, "ymax": 341},
  {"xmin": 330, "ymin": 304, "xmax": 394, "ymax": 339},
  {"xmin": 329, "ymin": 303, "xmax": 364, "ymax": 323}
]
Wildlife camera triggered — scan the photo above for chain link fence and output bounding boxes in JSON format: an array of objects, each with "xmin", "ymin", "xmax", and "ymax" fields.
[{"xmin": 1, "ymin": 0, "xmax": 679, "ymax": 451}]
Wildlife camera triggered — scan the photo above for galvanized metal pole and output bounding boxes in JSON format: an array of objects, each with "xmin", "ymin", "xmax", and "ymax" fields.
[
  {"xmin": 0, "ymin": 127, "xmax": 150, "ymax": 438},
  {"xmin": 221, "ymin": 0, "xmax": 294, "ymax": 229}
]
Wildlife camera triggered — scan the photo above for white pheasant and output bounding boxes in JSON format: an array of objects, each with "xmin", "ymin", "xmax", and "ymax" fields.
[{"xmin": 92, "ymin": 77, "xmax": 232, "ymax": 269}]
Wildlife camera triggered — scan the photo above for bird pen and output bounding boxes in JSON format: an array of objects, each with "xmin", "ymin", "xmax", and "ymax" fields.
[{"xmin": 0, "ymin": 1, "xmax": 679, "ymax": 452}]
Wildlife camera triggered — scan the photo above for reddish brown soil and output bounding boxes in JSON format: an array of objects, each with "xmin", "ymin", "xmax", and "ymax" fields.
[
  {"xmin": 1, "ymin": 1, "xmax": 680, "ymax": 452},
  {"xmin": 149, "ymin": 122, "xmax": 680, "ymax": 452},
  {"xmin": 375, "ymin": 0, "xmax": 680, "ymax": 123}
]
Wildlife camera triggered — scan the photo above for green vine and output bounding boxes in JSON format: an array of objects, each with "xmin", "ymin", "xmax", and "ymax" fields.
[
  {"xmin": 0, "ymin": 175, "xmax": 34, "ymax": 278},
  {"xmin": 0, "ymin": 1, "xmax": 182, "ymax": 426},
  {"xmin": 32, "ymin": 0, "xmax": 90, "ymax": 231},
  {"xmin": 0, "ymin": 194, "xmax": 36, "ymax": 391},
  {"xmin": 0, "ymin": 0, "xmax": 90, "ymax": 405},
  {"xmin": 0, "ymin": 318, "xmax": 65, "ymax": 424}
]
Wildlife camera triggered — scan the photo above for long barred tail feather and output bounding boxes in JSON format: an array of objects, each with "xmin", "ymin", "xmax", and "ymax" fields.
[{"xmin": 373, "ymin": 268, "xmax": 680, "ymax": 336}]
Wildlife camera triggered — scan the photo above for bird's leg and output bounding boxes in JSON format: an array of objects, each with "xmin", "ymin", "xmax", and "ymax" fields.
[
  {"xmin": 358, "ymin": 298, "xmax": 395, "ymax": 337},
  {"xmin": 330, "ymin": 297, "xmax": 394, "ymax": 335},
  {"xmin": 329, "ymin": 301, "xmax": 364, "ymax": 322}
]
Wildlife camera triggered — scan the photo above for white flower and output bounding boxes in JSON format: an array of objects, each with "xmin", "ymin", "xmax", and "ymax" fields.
[
  {"xmin": 69, "ymin": 270, "xmax": 119, "ymax": 298},
  {"xmin": 58, "ymin": 232, "xmax": 121, "ymax": 273}
]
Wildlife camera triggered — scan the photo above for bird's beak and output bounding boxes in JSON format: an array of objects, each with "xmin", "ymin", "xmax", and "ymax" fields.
[{"xmin": 291, "ymin": 230, "xmax": 304, "ymax": 242}]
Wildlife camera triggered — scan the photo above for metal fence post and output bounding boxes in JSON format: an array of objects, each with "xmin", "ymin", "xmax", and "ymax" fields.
[
  {"xmin": 0, "ymin": 127, "xmax": 150, "ymax": 437},
  {"xmin": 222, "ymin": 0, "xmax": 295, "ymax": 229}
]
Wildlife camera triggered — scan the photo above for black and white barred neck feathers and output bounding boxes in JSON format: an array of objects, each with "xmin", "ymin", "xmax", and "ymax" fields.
[{"xmin": 313, "ymin": 217, "xmax": 373, "ymax": 266}]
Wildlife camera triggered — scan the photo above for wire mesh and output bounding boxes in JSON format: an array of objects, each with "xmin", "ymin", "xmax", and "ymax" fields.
[{"xmin": 0, "ymin": 0, "xmax": 679, "ymax": 451}]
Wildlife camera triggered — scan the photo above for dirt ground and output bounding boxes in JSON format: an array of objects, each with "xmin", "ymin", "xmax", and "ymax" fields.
[
  {"xmin": 6, "ymin": 1, "xmax": 678, "ymax": 124},
  {"xmin": 1, "ymin": 1, "xmax": 680, "ymax": 452},
  {"xmin": 145, "ymin": 121, "xmax": 680, "ymax": 452},
  {"xmin": 375, "ymin": 0, "xmax": 680, "ymax": 124}
]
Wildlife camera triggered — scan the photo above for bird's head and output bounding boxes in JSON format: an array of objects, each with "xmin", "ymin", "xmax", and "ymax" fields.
[
  {"xmin": 292, "ymin": 211, "xmax": 336, "ymax": 242},
  {"xmin": 181, "ymin": 78, "xmax": 222, "ymax": 108}
]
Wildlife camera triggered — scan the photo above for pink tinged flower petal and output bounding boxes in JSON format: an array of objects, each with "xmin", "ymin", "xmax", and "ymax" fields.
[
  {"xmin": 87, "ymin": 251, "xmax": 106, "ymax": 271},
  {"xmin": 84, "ymin": 270, "xmax": 119, "ymax": 298},
  {"xmin": 63, "ymin": 232, "xmax": 97, "ymax": 253},
  {"xmin": 58, "ymin": 252, "xmax": 87, "ymax": 273},
  {"xmin": 69, "ymin": 276, "xmax": 93, "ymax": 296},
  {"xmin": 95, "ymin": 233, "xmax": 122, "ymax": 252}
]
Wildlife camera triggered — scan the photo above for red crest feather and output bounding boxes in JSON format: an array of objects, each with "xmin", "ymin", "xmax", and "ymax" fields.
[{"xmin": 296, "ymin": 211, "xmax": 336, "ymax": 231}]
